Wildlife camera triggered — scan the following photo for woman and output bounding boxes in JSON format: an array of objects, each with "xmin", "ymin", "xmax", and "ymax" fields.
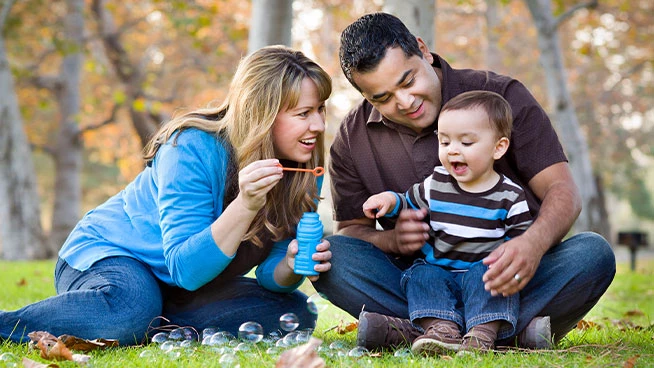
[{"xmin": 0, "ymin": 46, "xmax": 332, "ymax": 345}]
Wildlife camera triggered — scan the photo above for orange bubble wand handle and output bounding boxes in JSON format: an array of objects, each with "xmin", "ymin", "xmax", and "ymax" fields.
[{"xmin": 276, "ymin": 164, "xmax": 325, "ymax": 177}]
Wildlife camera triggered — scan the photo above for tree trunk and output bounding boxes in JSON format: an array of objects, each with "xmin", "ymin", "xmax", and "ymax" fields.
[
  {"xmin": 485, "ymin": 0, "xmax": 502, "ymax": 71},
  {"xmin": 92, "ymin": 0, "xmax": 159, "ymax": 148},
  {"xmin": 384, "ymin": 0, "xmax": 435, "ymax": 50},
  {"xmin": 49, "ymin": 0, "xmax": 85, "ymax": 252},
  {"xmin": 248, "ymin": 0, "xmax": 293, "ymax": 53},
  {"xmin": 0, "ymin": 1, "xmax": 47, "ymax": 260},
  {"xmin": 524, "ymin": 0, "xmax": 602, "ymax": 233}
]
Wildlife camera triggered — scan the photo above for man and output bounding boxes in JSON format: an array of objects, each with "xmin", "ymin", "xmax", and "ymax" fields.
[{"xmin": 312, "ymin": 12, "xmax": 615, "ymax": 351}]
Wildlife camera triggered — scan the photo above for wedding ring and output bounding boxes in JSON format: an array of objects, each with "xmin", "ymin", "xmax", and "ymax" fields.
[{"xmin": 514, "ymin": 273, "xmax": 522, "ymax": 282}]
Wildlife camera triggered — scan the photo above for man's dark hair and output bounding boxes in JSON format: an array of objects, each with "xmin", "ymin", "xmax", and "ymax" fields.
[{"xmin": 339, "ymin": 12, "xmax": 423, "ymax": 91}]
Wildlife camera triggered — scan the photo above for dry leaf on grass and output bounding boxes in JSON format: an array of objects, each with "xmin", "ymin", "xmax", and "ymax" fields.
[
  {"xmin": 576, "ymin": 319, "xmax": 600, "ymax": 330},
  {"xmin": 27, "ymin": 331, "xmax": 91, "ymax": 363},
  {"xmin": 324, "ymin": 320, "xmax": 358, "ymax": 334},
  {"xmin": 22, "ymin": 357, "xmax": 59, "ymax": 368},
  {"xmin": 59, "ymin": 334, "xmax": 119, "ymax": 351}
]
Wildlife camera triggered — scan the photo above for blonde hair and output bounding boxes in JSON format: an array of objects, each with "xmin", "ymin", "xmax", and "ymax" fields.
[{"xmin": 143, "ymin": 46, "xmax": 332, "ymax": 246}]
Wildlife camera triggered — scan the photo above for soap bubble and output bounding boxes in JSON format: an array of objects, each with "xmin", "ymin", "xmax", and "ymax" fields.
[
  {"xmin": 295, "ymin": 328, "xmax": 313, "ymax": 344},
  {"xmin": 219, "ymin": 353, "xmax": 238, "ymax": 366},
  {"xmin": 328, "ymin": 340, "xmax": 347, "ymax": 350},
  {"xmin": 160, "ymin": 340, "xmax": 178, "ymax": 352},
  {"xmin": 151, "ymin": 332, "xmax": 169, "ymax": 344},
  {"xmin": 279, "ymin": 312, "xmax": 300, "ymax": 332},
  {"xmin": 168, "ymin": 327, "xmax": 185, "ymax": 340},
  {"xmin": 238, "ymin": 321, "xmax": 264, "ymax": 343},
  {"xmin": 138, "ymin": 350, "xmax": 155, "ymax": 359},
  {"xmin": 234, "ymin": 342, "xmax": 251, "ymax": 352},
  {"xmin": 348, "ymin": 346, "xmax": 370, "ymax": 357},
  {"xmin": 393, "ymin": 348, "xmax": 413, "ymax": 357},
  {"xmin": 208, "ymin": 331, "xmax": 233, "ymax": 346},
  {"xmin": 307, "ymin": 293, "xmax": 329, "ymax": 315},
  {"xmin": 202, "ymin": 327, "xmax": 219, "ymax": 339},
  {"xmin": 0, "ymin": 352, "xmax": 19, "ymax": 367},
  {"xmin": 282, "ymin": 331, "xmax": 300, "ymax": 346}
]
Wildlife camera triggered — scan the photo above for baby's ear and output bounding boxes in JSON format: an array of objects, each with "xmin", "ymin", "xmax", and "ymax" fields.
[{"xmin": 493, "ymin": 137, "xmax": 510, "ymax": 160}]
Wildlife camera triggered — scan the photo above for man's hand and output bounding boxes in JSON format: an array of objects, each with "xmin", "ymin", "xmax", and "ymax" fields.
[
  {"xmin": 391, "ymin": 208, "xmax": 429, "ymax": 255},
  {"xmin": 482, "ymin": 233, "xmax": 544, "ymax": 296}
]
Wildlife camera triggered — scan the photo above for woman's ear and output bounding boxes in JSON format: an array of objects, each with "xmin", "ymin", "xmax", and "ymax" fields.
[{"xmin": 493, "ymin": 137, "xmax": 510, "ymax": 160}]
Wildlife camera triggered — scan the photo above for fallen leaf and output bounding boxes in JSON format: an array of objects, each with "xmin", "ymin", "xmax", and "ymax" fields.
[
  {"xmin": 39, "ymin": 339, "xmax": 73, "ymax": 361},
  {"xmin": 623, "ymin": 355, "xmax": 640, "ymax": 368},
  {"xmin": 28, "ymin": 331, "xmax": 74, "ymax": 361},
  {"xmin": 59, "ymin": 334, "xmax": 119, "ymax": 351},
  {"xmin": 336, "ymin": 321, "xmax": 358, "ymax": 334},
  {"xmin": 16, "ymin": 278, "xmax": 27, "ymax": 287},
  {"xmin": 576, "ymin": 320, "xmax": 599, "ymax": 330},
  {"xmin": 624, "ymin": 309, "xmax": 645, "ymax": 317},
  {"xmin": 22, "ymin": 357, "xmax": 59, "ymax": 368}
]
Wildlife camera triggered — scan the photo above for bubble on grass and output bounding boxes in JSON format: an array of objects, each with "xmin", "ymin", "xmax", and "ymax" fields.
[
  {"xmin": 282, "ymin": 331, "xmax": 300, "ymax": 346},
  {"xmin": 307, "ymin": 293, "xmax": 329, "ymax": 315},
  {"xmin": 0, "ymin": 352, "xmax": 19, "ymax": 367},
  {"xmin": 295, "ymin": 328, "xmax": 312, "ymax": 344},
  {"xmin": 166, "ymin": 349, "xmax": 181, "ymax": 360},
  {"xmin": 234, "ymin": 342, "xmax": 252, "ymax": 352},
  {"xmin": 393, "ymin": 348, "xmax": 412, "ymax": 357},
  {"xmin": 275, "ymin": 338, "xmax": 290, "ymax": 348},
  {"xmin": 138, "ymin": 350, "xmax": 155, "ymax": 359},
  {"xmin": 266, "ymin": 346, "xmax": 280, "ymax": 355},
  {"xmin": 168, "ymin": 327, "xmax": 185, "ymax": 340},
  {"xmin": 279, "ymin": 312, "xmax": 300, "ymax": 331},
  {"xmin": 347, "ymin": 346, "xmax": 369, "ymax": 357},
  {"xmin": 182, "ymin": 327, "xmax": 200, "ymax": 341},
  {"xmin": 160, "ymin": 340, "xmax": 177, "ymax": 352},
  {"xmin": 151, "ymin": 332, "xmax": 169, "ymax": 344},
  {"xmin": 180, "ymin": 339, "xmax": 195, "ymax": 348},
  {"xmin": 328, "ymin": 340, "xmax": 347, "ymax": 350},
  {"xmin": 238, "ymin": 321, "xmax": 264, "ymax": 343},
  {"xmin": 209, "ymin": 331, "xmax": 233, "ymax": 346},
  {"xmin": 202, "ymin": 327, "xmax": 219, "ymax": 339},
  {"xmin": 219, "ymin": 353, "xmax": 238, "ymax": 366}
]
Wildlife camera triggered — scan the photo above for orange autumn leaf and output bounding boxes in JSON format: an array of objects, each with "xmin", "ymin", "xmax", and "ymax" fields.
[
  {"xmin": 336, "ymin": 321, "xmax": 358, "ymax": 334},
  {"xmin": 16, "ymin": 278, "xmax": 27, "ymax": 287},
  {"xmin": 623, "ymin": 355, "xmax": 640, "ymax": 368},
  {"xmin": 576, "ymin": 319, "xmax": 599, "ymax": 330}
]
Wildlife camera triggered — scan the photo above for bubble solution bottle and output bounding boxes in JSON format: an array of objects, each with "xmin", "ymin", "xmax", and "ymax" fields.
[{"xmin": 294, "ymin": 212, "xmax": 323, "ymax": 276}]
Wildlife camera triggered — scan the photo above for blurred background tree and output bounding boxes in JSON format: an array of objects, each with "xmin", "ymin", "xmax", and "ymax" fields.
[{"xmin": 1, "ymin": 0, "xmax": 651, "ymax": 259}]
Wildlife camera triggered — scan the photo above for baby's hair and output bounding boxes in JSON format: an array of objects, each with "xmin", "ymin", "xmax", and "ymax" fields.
[{"xmin": 441, "ymin": 90, "xmax": 513, "ymax": 139}]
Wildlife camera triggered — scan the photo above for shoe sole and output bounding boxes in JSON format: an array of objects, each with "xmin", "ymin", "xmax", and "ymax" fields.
[
  {"xmin": 411, "ymin": 337, "xmax": 461, "ymax": 355},
  {"xmin": 356, "ymin": 313, "xmax": 369, "ymax": 348}
]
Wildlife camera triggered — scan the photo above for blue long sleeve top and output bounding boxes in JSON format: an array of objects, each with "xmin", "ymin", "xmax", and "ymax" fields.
[{"xmin": 59, "ymin": 128, "xmax": 318, "ymax": 292}]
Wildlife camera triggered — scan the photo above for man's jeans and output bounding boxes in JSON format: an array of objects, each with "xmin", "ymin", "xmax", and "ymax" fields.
[
  {"xmin": 401, "ymin": 260, "xmax": 518, "ymax": 340},
  {"xmin": 1, "ymin": 257, "xmax": 316, "ymax": 345},
  {"xmin": 312, "ymin": 231, "xmax": 615, "ymax": 344}
]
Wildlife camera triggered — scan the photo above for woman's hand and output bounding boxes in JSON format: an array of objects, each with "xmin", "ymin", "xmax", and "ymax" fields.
[
  {"xmin": 236, "ymin": 159, "xmax": 284, "ymax": 211},
  {"xmin": 285, "ymin": 239, "xmax": 332, "ymax": 282}
]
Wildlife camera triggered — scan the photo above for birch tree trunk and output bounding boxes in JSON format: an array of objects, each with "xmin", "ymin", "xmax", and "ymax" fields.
[
  {"xmin": 49, "ymin": 0, "xmax": 85, "ymax": 252},
  {"xmin": 524, "ymin": 0, "xmax": 603, "ymax": 234},
  {"xmin": 0, "ymin": 0, "xmax": 47, "ymax": 259},
  {"xmin": 384, "ymin": 0, "xmax": 435, "ymax": 50},
  {"xmin": 248, "ymin": 0, "xmax": 293, "ymax": 53}
]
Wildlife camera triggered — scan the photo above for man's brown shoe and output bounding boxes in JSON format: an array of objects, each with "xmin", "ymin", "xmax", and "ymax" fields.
[
  {"xmin": 356, "ymin": 311, "xmax": 422, "ymax": 350},
  {"xmin": 411, "ymin": 319, "xmax": 462, "ymax": 356}
]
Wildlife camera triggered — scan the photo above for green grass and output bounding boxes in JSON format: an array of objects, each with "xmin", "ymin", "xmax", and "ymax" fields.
[{"xmin": 1, "ymin": 258, "xmax": 653, "ymax": 367}]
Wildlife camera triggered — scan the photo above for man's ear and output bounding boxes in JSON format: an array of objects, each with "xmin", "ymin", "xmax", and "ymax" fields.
[
  {"xmin": 493, "ymin": 137, "xmax": 510, "ymax": 160},
  {"xmin": 416, "ymin": 37, "xmax": 433, "ymax": 63}
]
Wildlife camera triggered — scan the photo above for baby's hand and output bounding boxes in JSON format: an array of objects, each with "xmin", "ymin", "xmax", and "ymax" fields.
[{"xmin": 362, "ymin": 192, "xmax": 396, "ymax": 218}]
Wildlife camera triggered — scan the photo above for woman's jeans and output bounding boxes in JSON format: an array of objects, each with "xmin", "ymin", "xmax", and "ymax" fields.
[
  {"xmin": 312, "ymin": 231, "xmax": 615, "ymax": 345},
  {"xmin": 1, "ymin": 257, "xmax": 316, "ymax": 345},
  {"xmin": 401, "ymin": 260, "xmax": 518, "ymax": 340}
]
